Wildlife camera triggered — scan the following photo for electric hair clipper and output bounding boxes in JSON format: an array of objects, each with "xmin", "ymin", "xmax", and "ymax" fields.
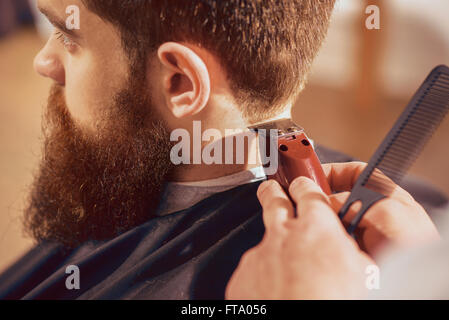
[{"xmin": 249, "ymin": 119, "xmax": 331, "ymax": 195}]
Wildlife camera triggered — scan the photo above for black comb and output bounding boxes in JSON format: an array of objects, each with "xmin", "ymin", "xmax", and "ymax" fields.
[{"xmin": 338, "ymin": 65, "xmax": 449, "ymax": 236}]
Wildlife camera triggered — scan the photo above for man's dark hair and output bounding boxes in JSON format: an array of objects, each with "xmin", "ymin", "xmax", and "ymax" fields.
[{"xmin": 82, "ymin": 0, "xmax": 335, "ymax": 122}]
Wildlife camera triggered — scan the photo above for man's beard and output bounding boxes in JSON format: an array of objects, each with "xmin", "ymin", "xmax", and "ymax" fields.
[{"xmin": 24, "ymin": 78, "xmax": 174, "ymax": 248}]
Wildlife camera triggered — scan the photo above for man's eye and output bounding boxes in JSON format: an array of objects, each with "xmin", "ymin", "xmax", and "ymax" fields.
[{"xmin": 54, "ymin": 31, "xmax": 76, "ymax": 50}]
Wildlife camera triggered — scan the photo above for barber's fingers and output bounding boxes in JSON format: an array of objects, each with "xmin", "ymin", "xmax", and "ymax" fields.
[
  {"xmin": 329, "ymin": 192, "xmax": 361, "ymax": 225},
  {"xmin": 257, "ymin": 180, "xmax": 295, "ymax": 235},
  {"xmin": 329, "ymin": 191, "xmax": 414, "ymax": 226},
  {"xmin": 322, "ymin": 162, "xmax": 366, "ymax": 192},
  {"xmin": 322, "ymin": 162, "xmax": 415, "ymax": 205},
  {"xmin": 288, "ymin": 176, "xmax": 345, "ymax": 232}
]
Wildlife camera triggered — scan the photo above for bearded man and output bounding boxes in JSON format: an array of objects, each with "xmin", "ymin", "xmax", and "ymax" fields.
[{"xmin": 0, "ymin": 0, "xmax": 447, "ymax": 300}]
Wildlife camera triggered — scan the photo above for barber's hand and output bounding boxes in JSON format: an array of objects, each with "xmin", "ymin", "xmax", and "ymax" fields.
[
  {"xmin": 324, "ymin": 162, "xmax": 440, "ymax": 255},
  {"xmin": 225, "ymin": 177, "xmax": 374, "ymax": 300}
]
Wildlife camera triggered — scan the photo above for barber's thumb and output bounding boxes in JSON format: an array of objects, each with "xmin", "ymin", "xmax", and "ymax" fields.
[{"xmin": 289, "ymin": 176, "xmax": 337, "ymax": 222}]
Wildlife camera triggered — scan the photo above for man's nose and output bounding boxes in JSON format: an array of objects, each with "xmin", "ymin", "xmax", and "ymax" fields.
[{"xmin": 33, "ymin": 48, "xmax": 65, "ymax": 85}]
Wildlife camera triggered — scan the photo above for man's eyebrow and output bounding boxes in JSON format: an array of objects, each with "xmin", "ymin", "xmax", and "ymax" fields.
[{"xmin": 38, "ymin": 5, "xmax": 81, "ymax": 39}]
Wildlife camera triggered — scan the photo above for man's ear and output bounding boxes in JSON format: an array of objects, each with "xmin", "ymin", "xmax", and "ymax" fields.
[{"xmin": 157, "ymin": 42, "xmax": 211, "ymax": 118}]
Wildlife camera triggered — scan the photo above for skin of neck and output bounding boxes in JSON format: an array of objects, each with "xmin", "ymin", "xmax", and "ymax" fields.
[{"xmin": 169, "ymin": 104, "xmax": 293, "ymax": 183}]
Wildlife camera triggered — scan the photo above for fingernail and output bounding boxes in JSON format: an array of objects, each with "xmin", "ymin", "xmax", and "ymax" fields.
[
  {"xmin": 257, "ymin": 180, "xmax": 276, "ymax": 198},
  {"xmin": 289, "ymin": 176, "xmax": 310, "ymax": 191}
]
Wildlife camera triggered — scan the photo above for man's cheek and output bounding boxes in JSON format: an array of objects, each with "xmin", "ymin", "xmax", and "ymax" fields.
[
  {"xmin": 63, "ymin": 58, "xmax": 103, "ymax": 127},
  {"xmin": 65, "ymin": 65, "xmax": 110, "ymax": 130},
  {"xmin": 64, "ymin": 87, "xmax": 94, "ymax": 129}
]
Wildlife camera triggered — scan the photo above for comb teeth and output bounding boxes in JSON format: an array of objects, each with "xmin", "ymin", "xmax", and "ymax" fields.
[{"xmin": 362, "ymin": 65, "xmax": 449, "ymax": 195}]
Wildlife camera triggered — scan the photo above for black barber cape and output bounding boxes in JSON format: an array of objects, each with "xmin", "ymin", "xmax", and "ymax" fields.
[{"xmin": 1, "ymin": 145, "xmax": 448, "ymax": 300}]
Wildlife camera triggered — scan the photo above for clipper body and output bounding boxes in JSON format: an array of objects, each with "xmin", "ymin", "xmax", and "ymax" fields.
[{"xmin": 249, "ymin": 119, "xmax": 331, "ymax": 195}]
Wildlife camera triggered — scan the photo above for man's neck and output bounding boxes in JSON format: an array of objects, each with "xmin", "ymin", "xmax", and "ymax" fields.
[
  {"xmin": 170, "ymin": 144, "xmax": 261, "ymax": 182},
  {"xmin": 170, "ymin": 109, "xmax": 292, "ymax": 183}
]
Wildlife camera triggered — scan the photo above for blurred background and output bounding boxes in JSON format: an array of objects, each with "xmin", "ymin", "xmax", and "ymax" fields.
[{"xmin": 0, "ymin": 0, "xmax": 448, "ymax": 273}]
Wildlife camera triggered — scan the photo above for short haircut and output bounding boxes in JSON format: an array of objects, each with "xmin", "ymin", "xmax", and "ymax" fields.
[{"xmin": 82, "ymin": 0, "xmax": 335, "ymax": 122}]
